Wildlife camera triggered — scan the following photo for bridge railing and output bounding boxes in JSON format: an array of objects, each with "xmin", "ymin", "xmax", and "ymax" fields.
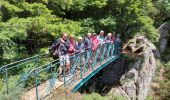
[
  {"xmin": 33, "ymin": 41, "xmax": 120, "ymax": 99},
  {"xmin": 0, "ymin": 41, "xmax": 121, "ymax": 99},
  {"xmin": 0, "ymin": 53, "xmax": 51, "ymax": 95}
]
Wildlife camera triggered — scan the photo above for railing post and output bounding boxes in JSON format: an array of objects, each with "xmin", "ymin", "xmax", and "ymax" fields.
[
  {"xmin": 35, "ymin": 77, "xmax": 39, "ymax": 100},
  {"xmin": 79, "ymin": 53, "xmax": 83, "ymax": 78},
  {"xmin": 100, "ymin": 44, "xmax": 105, "ymax": 62},
  {"xmin": 80, "ymin": 66, "xmax": 83, "ymax": 79},
  {"xmin": 63, "ymin": 61, "xmax": 66, "ymax": 87},
  {"xmin": 99, "ymin": 45, "xmax": 102, "ymax": 65},
  {"xmin": 91, "ymin": 50, "xmax": 94, "ymax": 70},
  {"xmin": 5, "ymin": 67, "xmax": 9, "ymax": 95},
  {"xmin": 114, "ymin": 42, "xmax": 117, "ymax": 55},
  {"xmin": 106, "ymin": 43, "xmax": 110, "ymax": 58},
  {"xmin": 109, "ymin": 43, "xmax": 112, "ymax": 57},
  {"xmin": 111, "ymin": 43, "xmax": 114, "ymax": 56},
  {"xmin": 35, "ymin": 70, "xmax": 39, "ymax": 100}
]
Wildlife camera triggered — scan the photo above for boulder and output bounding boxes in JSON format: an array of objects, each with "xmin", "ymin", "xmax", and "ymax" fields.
[{"xmin": 159, "ymin": 22, "xmax": 170, "ymax": 53}]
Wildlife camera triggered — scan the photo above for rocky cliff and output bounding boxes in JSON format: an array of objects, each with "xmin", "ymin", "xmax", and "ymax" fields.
[
  {"xmin": 111, "ymin": 35, "xmax": 158, "ymax": 100},
  {"xmin": 79, "ymin": 35, "xmax": 158, "ymax": 100}
]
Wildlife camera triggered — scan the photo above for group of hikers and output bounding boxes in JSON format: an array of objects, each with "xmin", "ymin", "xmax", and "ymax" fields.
[{"xmin": 49, "ymin": 30, "xmax": 121, "ymax": 81}]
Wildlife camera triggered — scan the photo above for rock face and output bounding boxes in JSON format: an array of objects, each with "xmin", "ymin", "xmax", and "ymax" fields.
[
  {"xmin": 111, "ymin": 35, "xmax": 157, "ymax": 100},
  {"xmin": 159, "ymin": 22, "xmax": 170, "ymax": 53},
  {"xmin": 79, "ymin": 35, "xmax": 157, "ymax": 100}
]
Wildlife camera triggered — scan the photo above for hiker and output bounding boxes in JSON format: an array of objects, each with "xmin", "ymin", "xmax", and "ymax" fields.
[
  {"xmin": 69, "ymin": 35, "xmax": 76, "ymax": 54},
  {"xmin": 50, "ymin": 33, "xmax": 70, "ymax": 81},
  {"xmin": 84, "ymin": 33, "xmax": 93, "ymax": 49},
  {"xmin": 97, "ymin": 30, "xmax": 105, "ymax": 44},
  {"xmin": 112, "ymin": 32, "xmax": 116, "ymax": 42},
  {"xmin": 97, "ymin": 31, "xmax": 105, "ymax": 61},
  {"xmin": 76, "ymin": 37, "xmax": 85, "ymax": 52},
  {"xmin": 92, "ymin": 33, "xmax": 99, "ymax": 51},
  {"xmin": 115, "ymin": 34, "xmax": 121, "ymax": 44},
  {"xmin": 105, "ymin": 33, "xmax": 113, "ymax": 43},
  {"xmin": 70, "ymin": 36, "xmax": 85, "ymax": 75},
  {"xmin": 104, "ymin": 33, "xmax": 113, "ymax": 58},
  {"xmin": 110, "ymin": 32, "xmax": 116, "ymax": 56},
  {"xmin": 76, "ymin": 36, "xmax": 85, "ymax": 69},
  {"xmin": 84, "ymin": 33, "xmax": 93, "ymax": 69},
  {"xmin": 91, "ymin": 33, "xmax": 100, "ymax": 65},
  {"xmin": 115, "ymin": 34, "xmax": 122, "ymax": 54},
  {"xmin": 69, "ymin": 35, "xmax": 77, "ymax": 74}
]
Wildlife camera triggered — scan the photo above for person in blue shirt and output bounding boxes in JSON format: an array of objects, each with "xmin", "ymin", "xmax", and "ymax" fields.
[
  {"xmin": 84, "ymin": 33, "xmax": 93, "ymax": 70},
  {"xmin": 105, "ymin": 33, "xmax": 113, "ymax": 42},
  {"xmin": 97, "ymin": 30, "xmax": 105, "ymax": 44},
  {"xmin": 84, "ymin": 33, "xmax": 93, "ymax": 49},
  {"xmin": 76, "ymin": 36, "xmax": 85, "ymax": 66},
  {"xmin": 76, "ymin": 37, "xmax": 85, "ymax": 52},
  {"xmin": 70, "ymin": 36, "xmax": 85, "ymax": 75}
]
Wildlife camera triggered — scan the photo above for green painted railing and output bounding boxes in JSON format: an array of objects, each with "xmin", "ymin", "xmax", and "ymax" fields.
[{"xmin": 0, "ymin": 40, "xmax": 121, "ymax": 100}]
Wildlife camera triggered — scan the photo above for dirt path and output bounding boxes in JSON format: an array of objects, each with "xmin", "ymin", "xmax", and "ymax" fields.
[{"xmin": 21, "ymin": 80, "xmax": 63, "ymax": 100}]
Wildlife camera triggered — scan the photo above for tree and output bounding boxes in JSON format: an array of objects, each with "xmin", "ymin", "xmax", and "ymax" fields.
[{"xmin": 0, "ymin": 0, "xmax": 159, "ymax": 64}]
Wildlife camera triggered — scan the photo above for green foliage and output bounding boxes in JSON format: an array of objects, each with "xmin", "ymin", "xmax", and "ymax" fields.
[
  {"xmin": 0, "ymin": 16, "xmax": 82, "ymax": 65},
  {"xmin": 146, "ymin": 95, "xmax": 154, "ymax": 100},
  {"xmin": 151, "ymin": 61, "xmax": 170, "ymax": 100},
  {"xmin": 153, "ymin": 0, "xmax": 170, "ymax": 26},
  {"xmin": 80, "ymin": 16, "xmax": 116, "ymax": 34},
  {"xmin": 0, "ymin": 0, "xmax": 161, "ymax": 64},
  {"xmin": 138, "ymin": 16, "xmax": 158, "ymax": 41},
  {"xmin": 0, "ymin": 75, "xmax": 24, "ymax": 100}
]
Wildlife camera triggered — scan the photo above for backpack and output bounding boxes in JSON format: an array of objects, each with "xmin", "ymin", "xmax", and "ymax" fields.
[{"xmin": 49, "ymin": 38, "xmax": 61, "ymax": 56}]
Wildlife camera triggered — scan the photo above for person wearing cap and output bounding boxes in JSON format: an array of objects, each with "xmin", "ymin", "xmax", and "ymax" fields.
[
  {"xmin": 76, "ymin": 37, "xmax": 85, "ymax": 52},
  {"xmin": 97, "ymin": 30, "xmax": 105, "ymax": 44},
  {"xmin": 104, "ymin": 33, "xmax": 113, "ymax": 58},
  {"xmin": 70, "ymin": 36, "xmax": 85, "ymax": 75},
  {"xmin": 76, "ymin": 36, "xmax": 85, "ymax": 67}
]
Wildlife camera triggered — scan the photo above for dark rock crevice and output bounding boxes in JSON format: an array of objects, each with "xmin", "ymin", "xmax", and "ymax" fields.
[{"xmin": 78, "ymin": 57, "xmax": 128, "ymax": 95}]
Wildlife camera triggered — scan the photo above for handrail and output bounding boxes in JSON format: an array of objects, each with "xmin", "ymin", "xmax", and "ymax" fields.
[{"xmin": 0, "ymin": 53, "xmax": 47, "ymax": 70}]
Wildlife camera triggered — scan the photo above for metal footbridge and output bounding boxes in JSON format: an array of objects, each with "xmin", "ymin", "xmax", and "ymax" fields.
[{"xmin": 0, "ymin": 41, "xmax": 121, "ymax": 100}]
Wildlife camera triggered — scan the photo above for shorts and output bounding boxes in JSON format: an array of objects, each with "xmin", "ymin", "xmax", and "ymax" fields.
[{"xmin": 59, "ymin": 54, "xmax": 70, "ymax": 66}]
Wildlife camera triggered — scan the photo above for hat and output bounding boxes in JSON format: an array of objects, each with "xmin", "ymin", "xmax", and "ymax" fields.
[
  {"xmin": 108, "ymin": 33, "xmax": 112, "ymax": 36},
  {"xmin": 93, "ymin": 33, "xmax": 97, "ymax": 35},
  {"xmin": 78, "ymin": 36, "xmax": 83, "ymax": 40},
  {"xmin": 100, "ymin": 30, "xmax": 104, "ymax": 33},
  {"xmin": 70, "ymin": 34, "xmax": 74, "ymax": 38},
  {"xmin": 87, "ymin": 33, "xmax": 92, "ymax": 35}
]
